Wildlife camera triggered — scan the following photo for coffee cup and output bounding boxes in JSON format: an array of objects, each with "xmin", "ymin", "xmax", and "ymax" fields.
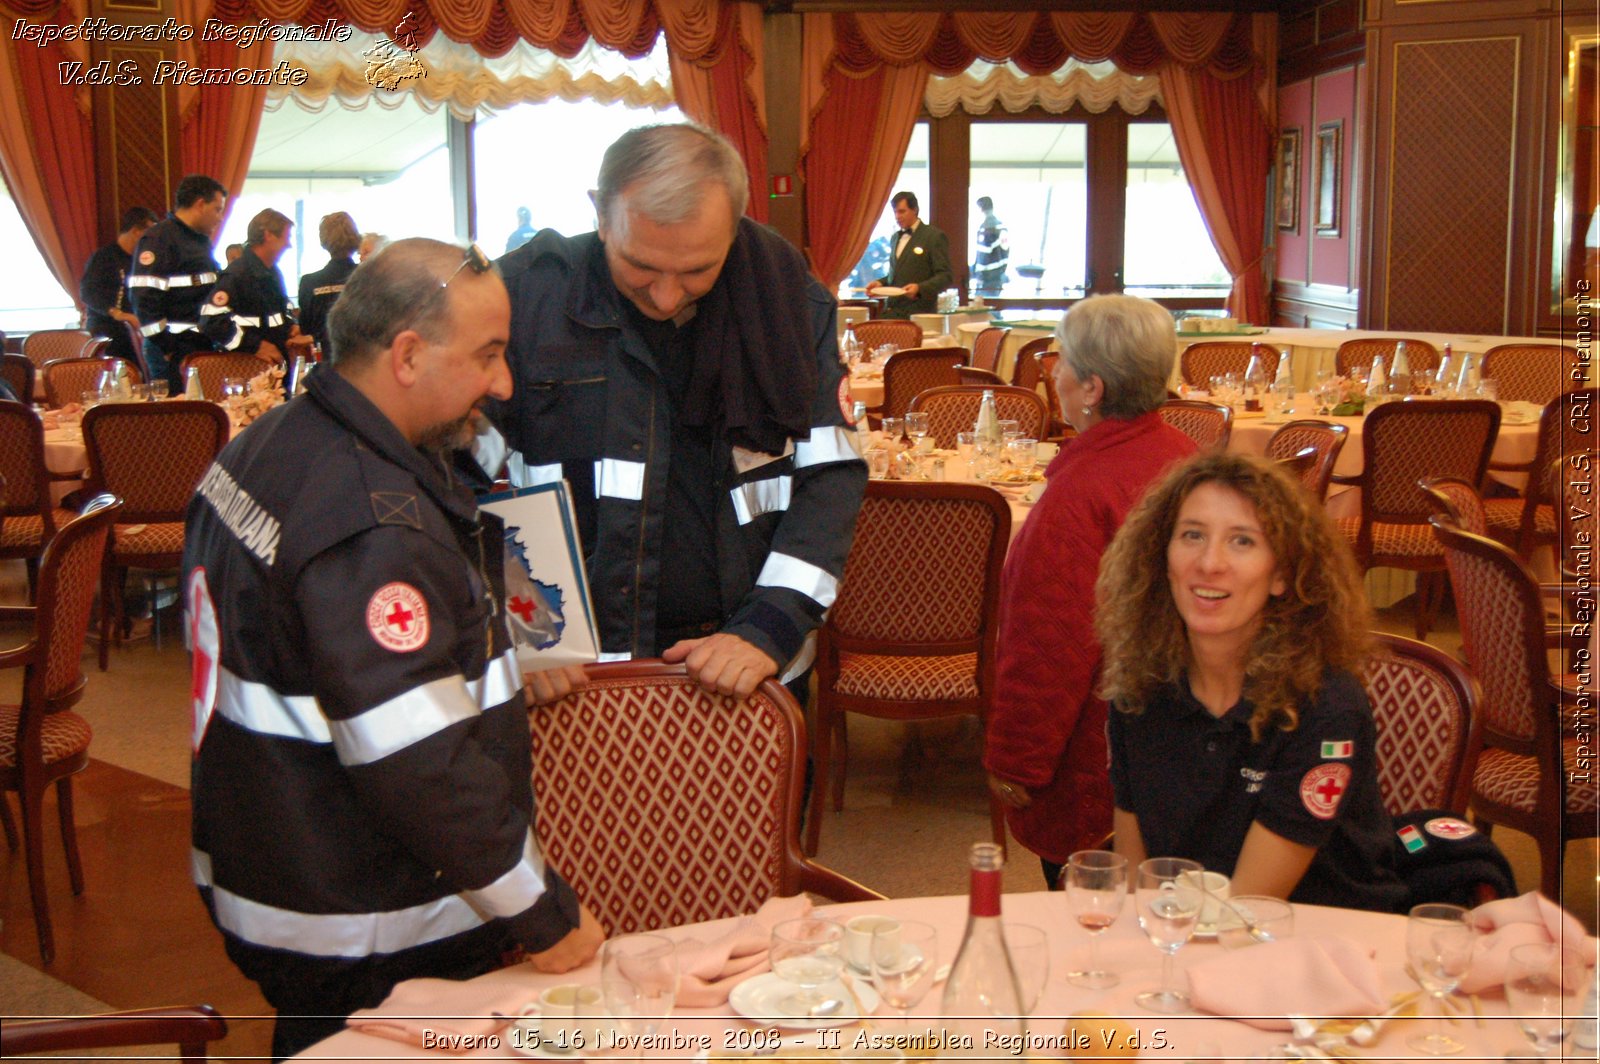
[
  {"xmin": 843, "ymin": 914, "xmax": 899, "ymax": 973},
  {"xmin": 1175, "ymin": 869, "xmax": 1230, "ymax": 927},
  {"xmin": 533, "ymin": 983, "xmax": 603, "ymax": 1054}
]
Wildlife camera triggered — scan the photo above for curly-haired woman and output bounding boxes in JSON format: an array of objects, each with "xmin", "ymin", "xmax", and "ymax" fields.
[
  {"xmin": 1096, "ymin": 452, "xmax": 1406, "ymax": 911},
  {"xmin": 982, "ymin": 294, "xmax": 1197, "ymax": 889}
]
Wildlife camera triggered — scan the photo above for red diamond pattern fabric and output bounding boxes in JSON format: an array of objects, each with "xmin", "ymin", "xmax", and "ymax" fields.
[
  {"xmin": 0, "ymin": 705, "xmax": 90, "ymax": 767},
  {"xmin": 881, "ymin": 350, "xmax": 963, "ymax": 422},
  {"xmin": 1482, "ymin": 499, "xmax": 1554, "ymax": 541},
  {"xmin": 1474, "ymin": 745, "xmax": 1600, "ymax": 815},
  {"xmin": 1363, "ymin": 652, "xmax": 1467, "ymax": 814},
  {"xmin": 834, "ymin": 651, "xmax": 978, "ymax": 700},
  {"xmin": 113, "ymin": 522, "xmax": 186, "ymax": 558},
  {"xmin": 44, "ymin": 509, "xmax": 112, "ymax": 697},
  {"xmin": 0, "ymin": 510, "xmax": 79, "ymax": 552},
  {"xmin": 1334, "ymin": 516, "xmax": 1442, "ymax": 560},
  {"xmin": 1157, "ymin": 402, "xmax": 1230, "ymax": 451},
  {"xmin": 1363, "ymin": 405, "xmax": 1496, "ymax": 518},
  {"xmin": 1179, "ymin": 342, "xmax": 1269, "ymax": 387},
  {"xmin": 912, "ymin": 389, "xmax": 1048, "ymax": 448},
  {"xmin": 851, "ymin": 320, "xmax": 923, "ymax": 354},
  {"xmin": 1334, "ymin": 338, "xmax": 1440, "ymax": 379},
  {"xmin": 530, "ymin": 675, "xmax": 794, "ymax": 935},
  {"xmin": 1442, "ymin": 538, "xmax": 1538, "ymax": 740},
  {"xmin": 1480, "ymin": 345, "xmax": 1581, "ymax": 405}
]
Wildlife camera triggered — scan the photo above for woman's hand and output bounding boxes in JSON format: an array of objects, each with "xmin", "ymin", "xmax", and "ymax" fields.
[{"xmin": 987, "ymin": 772, "xmax": 1031, "ymax": 809}]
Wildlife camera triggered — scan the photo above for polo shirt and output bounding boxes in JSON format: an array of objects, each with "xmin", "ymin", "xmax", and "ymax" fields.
[{"xmin": 1109, "ymin": 669, "xmax": 1407, "ymax": 913}]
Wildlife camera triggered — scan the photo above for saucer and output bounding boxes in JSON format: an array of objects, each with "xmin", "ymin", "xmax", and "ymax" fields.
[{"xmin": 727, "ymin": 972, "xmax": 880, "ymax": 1029}]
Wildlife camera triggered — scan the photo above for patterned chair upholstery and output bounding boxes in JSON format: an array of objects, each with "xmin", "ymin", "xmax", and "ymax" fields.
[
  {"xmin": 1036, "ymin": 352, "xmax": 1069, "ymax": 440},
  {"xmin": 531, "ymin": 662, "xmax": 882, "ymax": 935},
  {"xmin": 1432, "ymin": 516, "xmax": 1599, "ymax": 900},
  {"xmin": 0, "ymin": 494, "xmax": 121, "ymax": 963},
  {"xmin": 1418, "ymin": 476, "xmax": 1488, "ymax": 536},
  {"xmin": 1157, "ymin": 399, "xmax": 1232, "ymax": 451},
  {"xmin": 0, "ymin": 403, "xmax": 81, "ymax": 594},
  {"xmin": 1482, "ymin": 388, "xmax": 1591, "ymax": 558},
  {"xmin": 180, "ymin": 352, "xmax": 271, "ymax": 401},
  {"xmin": 4, "ymin": 1005, "xmax": 227, "ymax": 1060},
  {"xmin": 81, "ymin": 402, "xmax": 230, "ymax": 669},
  {"xmin": 20, "ymin": 328, "xmax": 92, "ymax": 370},
  {"xmin": 1178, "ymin": 341, "xmax": 1277, "ymax": 388},
  {"xmin": 1009, "ymin": 335, "xmax": 1053, "ymax": 389},
  {"xmin": 851, "ymin": 319, "xmax": 923, "ymax": 355},
  {"xmin": 969, "ymin": 326, "xmax": 1010, "ymax": 373},
  {"xmin": 805, "ymin": 481, "xmax": 1011, "ymax": 856},
  {"xmin": 1331, "ymin": 400, "xmax": 1499, "ymax": 639},
  {"xmin": 42, "ymin": 357, "xmax": 140, "ymax": 409},
  {"xmin": 879, "ymin": 347, "xmax": 964, "ymax": 422},
  {"xmin": 1333, "ymin": 337, "xmax": 1440, "ymax": 380},
  {"xmin": 1264, "ymin": 419, "xmax": 1348, "ymax": 501},
  {"xmin": 1480, "ymin": 344, "xmax": 1582, "ymax": 405},
  {"xmin": 1362, "ymin": 633, "xmax": 1481, "ymax": 816},
  {"xmin": 1, "ymin": 354, "xmax": 35, "ymax": 405},
  {"xmin": 955, "ymin": 366, "xmax": 1005, "ymax": 388},
  {"xmin": 908, "ymin": 385, "xmax": 1049, "ymax": 448}
]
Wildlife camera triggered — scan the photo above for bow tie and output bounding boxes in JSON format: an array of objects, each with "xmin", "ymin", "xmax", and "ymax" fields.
[{"xmin": 900, "ymin": 228, "xmax": 914, "ymax": 237}]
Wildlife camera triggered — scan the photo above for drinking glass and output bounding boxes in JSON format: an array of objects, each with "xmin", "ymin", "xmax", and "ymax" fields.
[
  {"xmin": 80, "ymin": 389, "xmax": 100, "ymax": 412},
  {"xmin": 905, "ymin": 412, "xmax": 931, "ymax": 448},
  {"xmin": 956, "ymin": 431, "xmax": 977, "ymax": 466},
  {"xmin": 1062, "ymin": 849, "xmax": 1127, "ymax": 989},
  {"xmin": 865, "ymin": 447, "xmax": 889, "ymax": 480},
  {"xmin": 1477, "ymin": 377, "xmax": 1500, "ymax": 403},
  {"xmin": 881, "ymin": 417, "xmax": 905, "ymax": 448},
  {"xmin": 1405, "ymin": 903, "xmax": 1475, "ymax": 1055},
  {"xmin": 998, "ymin": 419, "xmax": 1022, "ymax": 456},
  {"xmin": 770, "ymin": 918, "xmax": 845, "ymax": 1017},
  {"xmin": 1134, "ymin": 857, "xmax": 1204, "ymax": 1013},
  {"xmin": 222, "ymin": 376, "xmax": 249, "ymax": 401},
  {"xmin": 1003, "ymin": 923, "xmax": 1049, "ymax": 1015},
  {"xmin": 149, "ymin": 380, "xmax": 170, "ymax": 400},
  {"xmin": 870, "ymin": 920, "xmax": 938, "ymax": 1032},
  {"xmin": 972, "ymin": 436, "xmax": 1002, "ymax": 481},
  {"xmin": 1503, "ymin": 943, "xmax": 1586, "ymax": 1057},
  {"xmin": 600, "ymin": 933, "xmax": 678, "ymax": 1039},
  {"xmin": 875, "ymin": 343, "xmax": 899, "ymax": 363},
  {"xmin": 1006, "ymin": 438, "xmax": 1038, "ymax": 478}
]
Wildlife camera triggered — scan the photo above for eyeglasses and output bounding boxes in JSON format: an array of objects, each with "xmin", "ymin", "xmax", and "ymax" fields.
[{"xmin": 441, "ymin": 243, "xmax": 491, "ymax": 288}]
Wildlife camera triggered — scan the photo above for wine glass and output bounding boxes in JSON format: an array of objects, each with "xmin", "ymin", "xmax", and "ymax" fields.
[
  {"xmin": 881, "ymin": 417, "xmax": 905, "ymax": 449},
  {"xmin": 998, "ymin": 419, "xmax": 1022, "ymax": 458},
  {"xmin": 870, "ymin": 920, "xmax": 938, "ymax": 1032},
  {"xmin": 770, "ymin": 917, "xmax": 845, "ymax": 1018},
  {"xmin": 1062, "ymin": 849, "xmax": 1127, "ymax": 988},
  {"xmin": 1134, "ymin": 857, "xmax": 1204, "ymax": 1013},
  {"xmin": 1314, "ymin": 375, "xmax": 1342, "ymax": 415},
  {"xmin": 1003, "ymin": 923, "xmax": 1050, "ymax": 1015},
  {"xmin": 904, "ymin": 411, "xmax": 931, "ymax": 449},
  {"xmin": 1006, "ymin": 437, "xmax": 1038, "ymax": 478},
  {"xmin": 1405, "ymin": 903, "xmax": 1475, "ymax": 1055},
  {"xmin": 1503, "ymin": 943, "xmax": 1587, "ymax": 1058},
  {"xmin": 599, "ymin": 933, "xmax": 678, "ymax": 1039}
]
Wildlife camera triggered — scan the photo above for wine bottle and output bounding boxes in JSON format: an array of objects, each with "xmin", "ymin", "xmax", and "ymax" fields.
[
  {"xmin": 975, "ymin": 389, "xmax": 1002, "ymax": 446},
  {"xmin": 940, "ymin": 842, "xmax": 1024, "ymax": 1042},
  {"xmin": 1243, "ymin": 344, "xmax": 1266, "ymax": 412}
]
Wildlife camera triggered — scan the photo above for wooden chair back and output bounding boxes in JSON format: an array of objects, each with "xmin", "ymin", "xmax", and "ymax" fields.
[
  {"xmin": 1264, "ymin": 419, "xmax": 1348, "ymax": 501},
  {"xmin": 879, "ymin": 347, "xmax": 964, "ymax": 422},
  {"xmin": 1334, "ymin": 337, "xmax": 1440, "ymax": 378},
  {"xmin": 908, "ymin": 385, "xmax": 1049, "ymax": 448},
  {"xmin": 20, "ymin": 328, "xmax": 92, "ymax": 369},
  {"xmin": 1157, "ymin": 399, "xmax": 1233, "ymax": 451},
  {"xmin": 969, "ymin": 326, "xmax": 1010, "ymax": 373},
  {"xmin": 1480, "ymin": 344, "xmax": 1582, "ymax": 405}
]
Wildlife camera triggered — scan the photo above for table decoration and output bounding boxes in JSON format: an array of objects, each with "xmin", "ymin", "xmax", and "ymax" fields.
[{"xmin": 223, "ymin": 365, "xmax": 286, "ymax": 427}]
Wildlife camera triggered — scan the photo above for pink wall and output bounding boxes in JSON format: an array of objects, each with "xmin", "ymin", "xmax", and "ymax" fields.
[
  {"xmin": 1310, "ymin": 66, "xmax": 1358, "ymax": 289},
  {"xmin": 1276, "ymin": 79, "xmax": 1313, "ymax": 283}
]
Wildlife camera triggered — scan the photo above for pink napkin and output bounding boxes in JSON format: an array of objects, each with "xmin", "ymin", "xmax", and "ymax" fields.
[
  {"xmin": 346, "ymin": 977, "xmax": 534, "ymax": 1049},
  {"xmin": 1187, "ymin": 937, "xmax": 1385, "ymax": 1030},
  {"xmin": 1459, "ymin": 891, "xmax": 1599, "ymax": 994},
  {"xmin": 671, "ymin": 894, "xmax": 813, "ymax": 1007}
]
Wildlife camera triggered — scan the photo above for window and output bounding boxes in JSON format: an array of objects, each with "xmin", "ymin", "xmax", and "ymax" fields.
[
  {"xmin": 1123, "ymin": 123, "xmax": 1228, "ymax": 297},
  {"xmin": 0, "ymin": 182, "xmax": 80, "ymax": 334},
  {"xmin": 843, "ymin": 123, "xmax": 929, "ymax": 295},
  {"xmin": 969, "ymin": 121, "xmax": 1088, "ymax": 297}
]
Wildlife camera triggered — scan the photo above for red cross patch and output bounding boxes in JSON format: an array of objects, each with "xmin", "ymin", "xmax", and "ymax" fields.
[
  {"xmin": 1299, "ymin": 762, "xmax": 1351, "ymax": 820},
  {"xmin": 1424, "ymin": 816, "xmax": 1477, "ymax": 840},
  {"xmin": 838, "ymin": 377, "xmax": 855, "ymax": 423},
  {"xmin": 188, "ymin": 568, "xmax": 219, "ymax": 752},
  {"xmin": 366, "ymin": 582, "xmax": 430, "ymax": 652},
  {"xmin": 210, "ymin": 289, "xmax": 229, "ymax": 306},
  {"xmin": 138, "ymin": 249, "xmax": 155, "ymax": 266}
]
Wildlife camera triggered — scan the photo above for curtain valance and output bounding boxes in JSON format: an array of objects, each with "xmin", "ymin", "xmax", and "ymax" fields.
[{"xmin": 924, "ymin": 60, "xmax": 1160, "ymax": 118}]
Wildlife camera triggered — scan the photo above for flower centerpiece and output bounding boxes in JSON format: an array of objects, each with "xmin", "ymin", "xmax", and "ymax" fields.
[
  {"xmin": 224, "ymin": 365, "xmax": 286, "ymax": 427},
  {"xmin": 1329, "ymin": 376, "xmax": 1366, "ymax": 416}
]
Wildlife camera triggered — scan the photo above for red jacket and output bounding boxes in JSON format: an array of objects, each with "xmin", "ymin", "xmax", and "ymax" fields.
[{"xmin": 984, "ymin": 412, "xmax": 1197, "ymax": 864}]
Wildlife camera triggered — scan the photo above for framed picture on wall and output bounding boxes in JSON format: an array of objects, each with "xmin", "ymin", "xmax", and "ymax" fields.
[
  {"xmin": 1276, "ymin": 129, "xmax": 1301, "ymax": 231},
  {"xmin": 1314, "ymin": 120, "xmax": 1342, "ymax": 236}
]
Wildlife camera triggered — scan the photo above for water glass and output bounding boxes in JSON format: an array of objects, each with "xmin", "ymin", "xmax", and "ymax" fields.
[
  {"xmin": 1006, "ymin": 437, "xmax": 1038, "ymax": 477},
  {"xmin": 998, "ymin": 419, "xmax": 1022, "ymax": 450},
  {"xmin": 1477, "ymin": 377, "xmax": 1500, "ymax": 403},
  {"xmin": 871, "ymin": 920, "xmax": 938, "ymax": 1032},
  {"xmin": 222, "ymin": 376, "xmax": 250, "ymax": 401},
  {"xmin": 770, "ymin": 918, "xmax": 845, "ymax": 1018},
  {"xmin": 1405, "ymin": 903, "xmax": 1475, "ymax": 1055},
  {"xmin": 865, "ymin": 447, "xmax": 889, "ymax": 479},
  {"xmin": 600, "ymin": 933, "xmax": 678, "ymax": 1038},
  {"xmin": 1003, "ymin": 923, "xmax": 1049, "ymax": 1016},
  {"xmin": 149, "ymin": 380, "xmax": 169, "ymax": 400},
  {"xmin": 1504, "ymin": 943, "xmax": 1588, "ymax": 1057},
  {"xmin": 1063, "ymin": 849, "xmax": 1127, "ymax": 989},
  {"xmin": 904, "ymin": 411, "xmax": 930, "ymax": 446},
  {"xmin": 881, "ymin": 417, "xmax": 905, "ymax": 447},
  {"xmin": 972, "ymin": 436, "xmax": 1002, "ymax": 481},
  {"xmin": 874, "ymin": 343, "xmax": 898, "ymax": 363},
  {"xmin": 1135, "ymin": 857, "xmax": 1204, "ymax": 1013},
  {"xmin": 956, "ymin": 430, "xmax": 977, "ymax": 465},
  {"xmin": 80, "ymin": 389, "xmax": 100, "ymax": 411}
]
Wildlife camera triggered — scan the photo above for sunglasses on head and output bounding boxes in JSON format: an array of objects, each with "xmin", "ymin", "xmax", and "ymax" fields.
[{"xmin": 440, "ymin": 243, "xmax": 491, "ymax": 288}]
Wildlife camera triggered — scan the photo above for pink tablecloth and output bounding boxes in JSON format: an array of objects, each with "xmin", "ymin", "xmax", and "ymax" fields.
[{"xmin": 295, "ymin": 891, "xmax": 1556, "ymax": 1062}]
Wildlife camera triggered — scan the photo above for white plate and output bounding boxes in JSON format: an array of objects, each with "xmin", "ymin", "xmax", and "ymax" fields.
[
  {"xmin": 873, "ymin": 286, "xmax": 907, "ymax": 297},
  {"xmin": 727, "ymin": 972, "xmax": 880, "ymax": 1029}
]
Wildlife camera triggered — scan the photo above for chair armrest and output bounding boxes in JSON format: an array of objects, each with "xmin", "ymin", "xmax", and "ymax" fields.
[
  {"xmin": 1328, "ymin": 471, "xmax": 1362, "ymax": 486},
  {"xmin": 1488, "ymin": 457, "xmax": 1532, "ymax": 474},
  {"xmin": 0, "ymin": 636, "xmax": 39, "ymax": 670},
  {"xmin": 2, "ymin": 1005, "xmax": 227, "ymax": 1055},
  {"xmin": 796, "ymin": 859, "xmax": 887, "ymax": 903}
]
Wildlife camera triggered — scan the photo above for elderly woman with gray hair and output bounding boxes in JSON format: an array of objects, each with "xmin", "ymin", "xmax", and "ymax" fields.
[{"xmin": 984, "ymin": 294, "xmax": 1198, "ymax": 889}]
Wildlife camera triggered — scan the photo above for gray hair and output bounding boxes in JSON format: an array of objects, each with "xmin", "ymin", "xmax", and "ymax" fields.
[
  {"xmin": 1057, "ymin": 294, "xmax": 1175, "ymax": 419},
  {"xmin": 327, "ymin": 238, "xmax": 486, "ymax": 367},
  {"xmin": 246, "ymin": 208, "xmax": 291, "ymax": 247},
  {"xmin": 594, "ymin": 123, "xmax": 749, "ymax": 238}
]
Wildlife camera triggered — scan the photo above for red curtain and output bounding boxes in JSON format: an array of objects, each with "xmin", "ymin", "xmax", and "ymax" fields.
[
  {"xmin": 667, "ymin": 0, "xmax": 768, "ymax": 222},
  {"xmin": 180, "ymin": 35, "xmax": 275, "ymax": 226}
]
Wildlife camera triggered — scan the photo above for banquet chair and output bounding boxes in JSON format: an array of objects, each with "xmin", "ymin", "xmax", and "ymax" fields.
[
  {"xmin": 1481, "ymin": 388, "xmax": 1592, "ymax": 558},
  {"xmin": 1363, "ymin": 633, "xmax": 1482, "ymax": 817},
  {"xmin": 82, "ymin": 402, "xmax": 230, "ymax": 669},
  {"xmin": 1035, "ymin": 352, "xmax": 1071, "ymax": 441},
  {"xmin": 1264, "ymin": 419, "xmax": 1348, "ymax": 501},
  {"xmin": 956, "ymin": 366, "xmax": 1006, "ymax": 388},
  {"xmin": 0, "ymin": 403, "xmax": 82, "ymax": 596},
  {"xmin": 531, "ymin": 661, "xmax": 882, "ymax": 935},
  {"xmin": 1331, "ymin": 400, "xmax": 1499, "ymax": 639},
  {"xmin": 968, "ymin": 326, "xmax": 1010, "ymax": 373},
  {"xmin": 908, "ymin": 385, "xmax": 1049, "ymax": 448},
  {"xmin": 1178, "ymin": 341, "xmax": 1276, "ymax": 388},
  {"xmin": 181, "ymin": 351, "xmax": 270, "ymax": 400},
  {"xmin": 0, "ymin": 493, "xmax": 121, "ymax": 963},
  {"xmin": 805, "ymin": 480, "xmax": 1011, "ymax": 857},
  {"xmin": 1, "ymin": 352, "xmax": 35, "ymax": 403},
  {"xmin": 42, "ymin": 356, "xmax": 137, "ymax": 409},
  {"xmin": 851, "ymin": 319, "xmax": 923, "ymax": 355},
  {"xmin": 20, "ymin": 328, "xmax": 92, "ymax": 370},
  {"xmin": 1432, "ymin": 516, "xmax": 1598, "ymax": 900},
  {"xmin": 1009, "ymin": 336, "xmax": 1053, "ymax": 389},
  {"xmin": 1273, "ymin": 446, "xmax": 1318, "ymax": 487},
  {"xmin": 1480, "ymin": 344, "xmax": 1582, "ymax": 405},
  {"xmin": 4, "ymin": 1004, "xmax": 227, "ymax": 1062},
  {"xmin": 1333, "ymin": 337, "xmax": 1439, "ymax": 379},
  {"xmin": 1156, "ymin": 399, "xmax": 1232, "ymax": 451},
  {"xmin": 878, "ymin": 347, "xmax": 964, "ymax": 422}
]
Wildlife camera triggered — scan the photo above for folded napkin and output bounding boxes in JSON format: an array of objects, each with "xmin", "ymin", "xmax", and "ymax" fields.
[
  {"xmin": 672, "ymin": 894, "xmax": 812, "ymax": 1007},
  {"xmin": 1459, "ymin": 891, "xmax": 1599, "ymax": 994},
  {"xmin": 347, "ymin": 977, "xmax": 535, "ymax": 1049},
  {"xmin": 1187, "ymin": 937, "xmax": 1384, "ymax": 1030}
]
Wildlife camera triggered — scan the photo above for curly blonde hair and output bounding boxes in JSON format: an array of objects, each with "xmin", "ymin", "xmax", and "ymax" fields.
[{"xmin": 1095, "ymin": 452, "xmax": 1373, "ymax": 740}]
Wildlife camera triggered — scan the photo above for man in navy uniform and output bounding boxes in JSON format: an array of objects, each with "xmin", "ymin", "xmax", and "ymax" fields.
[{"xmin": 129, "ymin": 174, "xmax": 227, "ymax": 391}]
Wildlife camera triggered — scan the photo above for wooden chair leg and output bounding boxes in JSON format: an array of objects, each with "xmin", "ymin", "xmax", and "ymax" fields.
[
  {"xmin": 830, "ymin": 715, "xmax": 849, "ymax": 813},
  {"xmin": 0, "ymin": 793, "xmax": 18, "ymax": 851},
  {"xmin": 25, "ymin": 556, "xmax": 39, "ymax": 602},
  {"xmin": 1537, "ymin": 831, "xmax": 1563, "ymax": 902},
  {"xmin": 1414, "ymin": 572, "xmax": 1440, "ymax": 640},
  {"xmin": 804, "ymin": 697, "xmax": 832, "ymax": 858},
  {"xmin": 57, "ymin": 778, "xmax": 83, "ymax": 895},
  {"xmin": 20, "ymin": 783, "xmax": 55, "ymax": 964}
]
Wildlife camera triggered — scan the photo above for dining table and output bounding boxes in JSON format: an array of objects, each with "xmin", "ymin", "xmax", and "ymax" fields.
[{"xmin": 294, "ymin": 889, "xmax": 1572, "ymax": 1063}]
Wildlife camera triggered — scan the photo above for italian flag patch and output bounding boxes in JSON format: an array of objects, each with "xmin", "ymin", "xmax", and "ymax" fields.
[
  {"xmin": 1397, "ymin": 824, "xmax": 1428, "ymax": 853},
  {"xmin": 1321, "ymin": 740, "xmax": 1354, "ymax": 759}
]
